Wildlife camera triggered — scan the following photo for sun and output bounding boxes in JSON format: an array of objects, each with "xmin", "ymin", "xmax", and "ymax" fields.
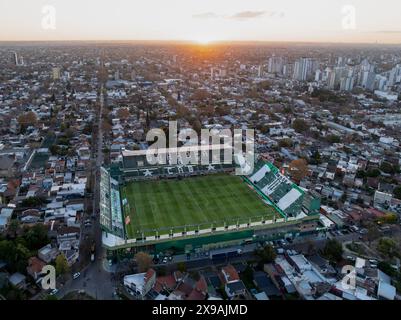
[
  {"xmin": 192, "ymin": 35, "xmax": 218, "ymax": 45},
  {"xmin": 194, "ymin": 37, "xmax": 212, "ymax": 45}
]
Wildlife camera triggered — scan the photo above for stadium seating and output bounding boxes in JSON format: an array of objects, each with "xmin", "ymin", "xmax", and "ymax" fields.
[{"xmin": 246, "ymin": 160, "xmax": 305, "ymax": 218}]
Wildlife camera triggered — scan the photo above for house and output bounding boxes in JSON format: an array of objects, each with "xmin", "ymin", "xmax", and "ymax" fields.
[
  {"xmin": 0, "ymin": 154, "xmax": 16, "ymax": 178},
  {"xmin": 154, "ymin": 274, "xmax": 177, "ymax": 293},
  {"xmin": 20, "ymin": 208, "xmax": 42, "ymax": 224},
  {"xmin": 187, "ymin": 276, "xmax": 208, "ymax": 300},
  {"xmin": 0, "ymin": 272, "xmax": 8, "ymax": 290},
  {"xmin": 374, "ymin": 191, "xmax": 392, "ymax": 208},
  {"xmin": 60, "ymin": 249, "xmax": 79, "ymax": 266},
  {"xmin": 219, "ymin": 264, "xmax": 247, "ymax": 299},
  {"xmin": 221, "ymin": 264, "xmax": 240, "ymax": 284},
  {"xmin": 0, "ymin": 207, "xmax": 13, "ymax": 231},
  {"xmin": 253, "ymin": 271, "xmax": 281, "ymax": 298},
  {"xmin": 225, "ymin": 280, "xmax": 247, "ymax": 299},
  {"xmin": 38, "ymin": 244, "xmax": 59, "ymax": 263},
  {"xmin": 254, "ymin": 291, "xmax": 269, "ymax": 300},
  {"xmin": 124, "ymin": 268, "xmax": 156, "ymax": 300},
  {"xmin": 8, "ymin": 272, "xmax": 27, "ymax": 290},
  {"xmin": 26, "ymin": 257, "xmax": 46, "ymax": 280}
]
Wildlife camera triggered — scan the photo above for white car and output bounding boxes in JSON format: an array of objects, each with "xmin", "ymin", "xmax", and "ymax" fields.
[
  {"xmin": 50, "ymin": 288, "xmax": 59, "ymax": 296},
  {"xmin": 73, "ymin": 272, "xmax": 81, "ymax": 280}
]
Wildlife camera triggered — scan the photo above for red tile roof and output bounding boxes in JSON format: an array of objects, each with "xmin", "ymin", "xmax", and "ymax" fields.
[
  {"xmin": 27, "ymin": 257, "xmax": 46, "ymax": 274},
  {"xmin": 187, "ymin": 289, "xmax": 206, "ymax": 300},
  {"xmin": 221, "ymin": 264, "xmax": 240, "ymax": 283}
]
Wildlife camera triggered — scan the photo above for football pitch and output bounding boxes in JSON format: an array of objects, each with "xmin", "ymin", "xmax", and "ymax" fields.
[{"xmin": 121, "ymin": 174, "xmax": 277, "ymax": 238}]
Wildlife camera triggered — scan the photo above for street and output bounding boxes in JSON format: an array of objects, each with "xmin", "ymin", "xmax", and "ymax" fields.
[{"xmin": 56, "ymin": 83, "xmax": 116, "ymax": 300}]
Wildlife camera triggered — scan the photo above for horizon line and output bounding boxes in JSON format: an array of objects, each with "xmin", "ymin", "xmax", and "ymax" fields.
[{"xmin": 0, "ymin": 39, "xmax": 401, "ymax": 46}]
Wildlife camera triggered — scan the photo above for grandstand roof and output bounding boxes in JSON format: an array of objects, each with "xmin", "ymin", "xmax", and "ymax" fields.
[{"xmin": 122, "ymin": 144, "xmax": 233, "ymax": 157}]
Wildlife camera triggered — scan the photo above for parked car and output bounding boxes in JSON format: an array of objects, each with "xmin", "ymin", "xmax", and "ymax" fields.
[
  {"xmin": 50, "ymin": 289, "xmax": 59, "ymax": 296},
  {"xmin": 73, "ymin": 272, "xmax": 81, "ymax": 280}
]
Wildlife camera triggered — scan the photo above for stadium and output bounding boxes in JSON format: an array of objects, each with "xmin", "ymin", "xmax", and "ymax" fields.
[{"xmin": 100, "ymin": 145, "xmax": 322, "ymax": 256}]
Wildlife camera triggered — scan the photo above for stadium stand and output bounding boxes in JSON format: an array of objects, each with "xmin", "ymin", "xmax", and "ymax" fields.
[{"xmin": 245, "ymin": 160, "xmax": 305, "ymax": 218}]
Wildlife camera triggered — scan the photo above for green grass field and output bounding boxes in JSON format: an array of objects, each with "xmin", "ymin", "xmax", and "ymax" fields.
[{"xmin": 121, "ymin": 174, "xmax": 277, "ymax": 238}]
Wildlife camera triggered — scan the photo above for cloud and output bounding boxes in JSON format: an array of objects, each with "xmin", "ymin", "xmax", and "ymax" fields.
[
  {"xmin": 192, "ymin": 10, "xmax": 284, "ymax": 21},
  {"xmin": 374, "ymin": 30, "xmax": 401, "ymax": 34},
  {"xmin": 229, "ymin": 11, "xmax": 266, "ymax": 20},
  {"xmin": 192, "ymin": 12, "xmax": 220, "ymax": 19}
]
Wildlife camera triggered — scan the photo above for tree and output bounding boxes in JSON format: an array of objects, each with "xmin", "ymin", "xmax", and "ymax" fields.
[
  {"xmin": 377, "ymin": 237, "xmax": 399, "ymax": 259},
  {"xmin": 55, "ymin": 254, "xmax": 70, "ymax": 275},
  {"xmin": 102, "ymin": 119, "xmax": 112, "ymax": 132},
  {"xmin": 366, "ymin": 224, "xmax": 380, "ymax": 245},
  {"xmin": 134, "ymin": 252, "xmax": 153, "ymax": 272},
  {"xmin": 310, "ymin": 150, "xmax": 322, "ymax": 165},
  {"xmin": 255, "ymin": 244, "xmax": 277, "ymax": 264},
  {"xmin": 176, "ymin": 105, "xmax": 190, "ymax": 119},
  {"xmin": 394, "ymin": 186, "xmax": 401, "ymax": 200},
  {"xmin": 191, "ymin": 89, "xmax": 210, "ymax": 101},
  {"xmin": 326, "ymin": 135, "xmax": 341, "ymax": 144},
  {"xmin": 23, "ymin": 224, "xmax": 49, "ymax": 251},
  {"xmin": 177, "ymin": 262, "xmax": 187, "ymax": 273},
  {"xmin": 18, "ymin": 111, "xmax": 38, "ymax": 128},
  {"xmin": 8, "ymin": 220, "xmax": 20, "ymax": 238},
  {"xmin": 289, "ymin": 159, "xmax": 309, "ymax": 182},
  {"xmin": 215, "ymin": 105, "xmax": 231, "ymax": 117},
  {"xmin": 116, "ymin": 108, "xmax": 130, "ymax": 120},
  {"xmin": 21, "ymin": 196, "xmax": 44, "ymax": 208},
  {"xmin": 199, "ymin": 105, "xmax": 214, "ymax": 117},
  {"xmin": 322, "ymin": 239, "xmax": 343, "ymax": 263},
  {"xmin": 378, "ymin": 213, "xmax": 398, "ymax": 225},
  {"xmin": 292, "ymin": 119, "xmax": 308, "ymax": 133},
  {"xmin": 366, "ymin": 168, "xmax": 381, "ymax": 178},
  {"xmin": 380, "ymin": 162, "xmax": 395, "ymax": 174},
  {"xmin": 356, "ymin": 170, "xmax": 366, "ymax": 179},
  {"xmin": 192, "ymin": 119, "xmax": 202, "ymax": 135},
  {"xmin": 306, "ymin": 240, "xmax": 317, "ymax": 255},
  {"xmin": 278, "ymin": 138, "xmax": 293, "ymax": 148},
  {"xmin": 82, "ymin": 124, "xmax": 93, "ymax": 135},
  {"xmin": 0, "ymin": 240, "xmax": 30, "ymax": 273}
]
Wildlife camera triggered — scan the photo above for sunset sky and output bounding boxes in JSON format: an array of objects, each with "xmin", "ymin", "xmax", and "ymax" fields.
[{"xmin": 1, "ymin": 0, "xmax": 401, "ymax": 43}]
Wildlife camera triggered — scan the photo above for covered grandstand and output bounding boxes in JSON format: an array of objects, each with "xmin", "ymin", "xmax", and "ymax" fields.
[
  {"xmin": 120, "ymin": 144, "xmax": 235, "ymax": 180},
  {"xmin": 244, "ymin": 160, "xmax": 305, "ymax": 218}
]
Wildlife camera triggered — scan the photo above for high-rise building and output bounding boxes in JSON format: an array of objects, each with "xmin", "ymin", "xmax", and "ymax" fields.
[
  {"xmin": 361, "ymin": 71, "xmax": 376, "ymax": 91},
  {"xmin": 315, "ymin": 69, "xmax": 322, "ymax": 82},
  {"xmin": 293, "ymin": 58, "xmax": 316, "ymax": 81},
  {"xmin": 14, "ymin": 52, "xmax": 18, "ymax": 65},
  {"xmin": 328, "ymin": 71, "xmax": 337, "ymax": 90},
  {"xmin": 257, "ymin": 65, "xmax": 262, "ymax": 77},
  {"xmin": 268, "ymin": 56, "xmax": 284, "ymax": 74},
  {"xmin": 12, "ymin": 52, "xmax": 23, "ymax": 66},
  {"xmin": 340, "ymin": 76, "xmax": 355, "ymax": 91},
  {"xmin": 52, "ymin": 67, "xmax": 61, "ymax": 80}
]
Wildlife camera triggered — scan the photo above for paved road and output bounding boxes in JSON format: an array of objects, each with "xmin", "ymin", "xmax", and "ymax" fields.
[
  {"xmin": 57, "ymin": 83, "xmax": 116, "ymax": 300},
  {"xmin": 282, "ymin": 231, "xmax": 360, "ymax": 254},
  {"xmin": 155, "ymin": 232, "xmax": 362, "ymax": 271}
]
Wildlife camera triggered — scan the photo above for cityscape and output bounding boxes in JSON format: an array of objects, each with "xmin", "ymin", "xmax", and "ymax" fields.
[{"xmin": 1, "ymin": 0, "xmax": 401, "ymax": 307}]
